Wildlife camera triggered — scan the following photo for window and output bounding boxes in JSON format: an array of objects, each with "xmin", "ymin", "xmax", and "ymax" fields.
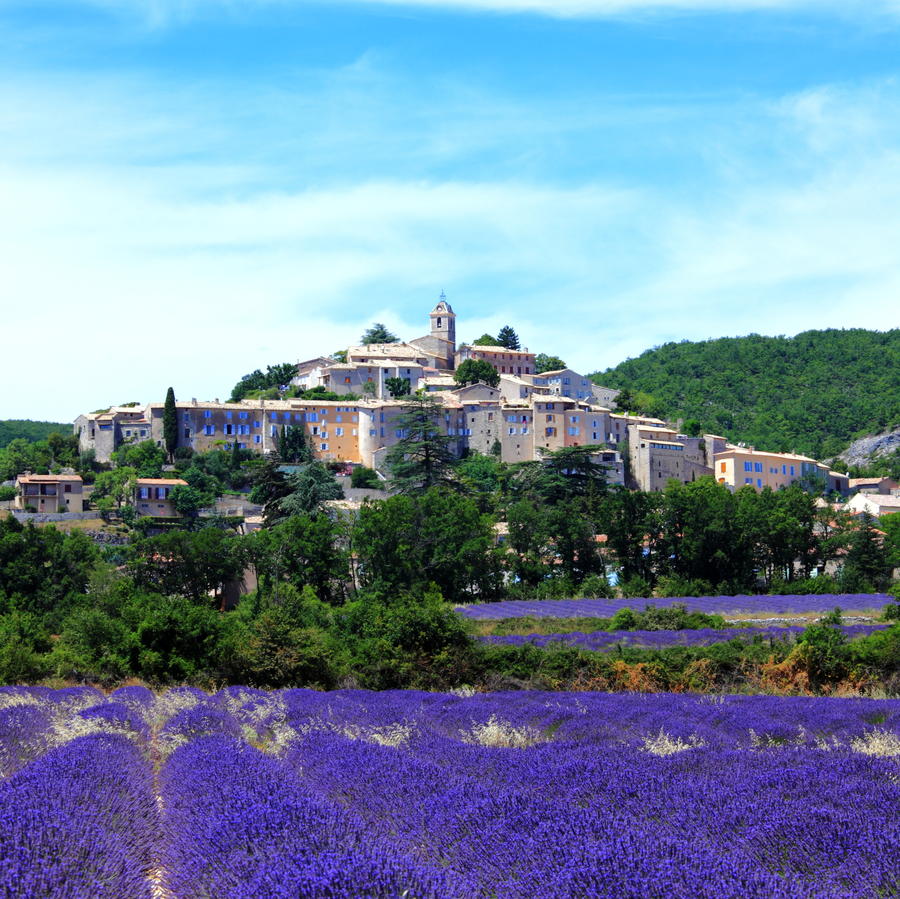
[
  {"xmin": 204, "ymin": 410, "xmax": 212, "ymax": 419},
  {"xmin": 139, "ymin": 487, "xmax": 149, "ymax": 499},
  {"xmin": 745, "ymin": 478, "xmax": 753, "ymax": 484},
  {"xmin": 369, "ymin": 429, "xmax": 377, "ymax": 437},
  {"xmin": 184, "ymin": 427, "xmax": 190, "ymax": 439},
  {"xmin": 239, "ymin": 411, "xmax": 248, "ymax": 419},
  {"xmin": 64, "ymin": 484, "xmax": 71, "ymax": 493},
  {"xmin": 744, "ymin": 461, "xmax": 753, "ymax": 472},
  {"xmin": 757, "ymin": 478, "xmax": 763, "ymax": 487},
  {"xmin": 225, "ymin": 411, "xmax": 232, "ymax": 420},
  {"xmin": 754, "ymin": 462, "xmax": 763, "ymax": 473},
  {"xmin": 254, "ymin": 435, "xmax": 261, "ymax": 444},
  {"xmin": 320, "ymin": 443, "xmax": 328, "ymax": 451},
  {"xmin": 183, "ymin": 412, "xmax": 190, "ymax": 421},
  {"xmin": 224, "ymin": 424, "xmax": 234, "ymax": 436},
  {"xmin": 509, "ymin": 427, "xmax": 515, "ymax": 435},
  {"xmin": 335, "ymin": 428, "xmax": 343, "ymax": 436},
  {"xmin": 790, "ymin": 466, "xmax": 795, "ymax": 476},
  {"xmin": 204, "ymin": 425, "xmax": 215, "ymax": 436}
]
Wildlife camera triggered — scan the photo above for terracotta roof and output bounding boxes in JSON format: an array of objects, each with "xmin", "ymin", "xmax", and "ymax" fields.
[
  {"xmin": 461, "ymin": 345, "xmax": 535, "ymax": 355},
  {"xmin": 16, "ymin": 474, "xmax": 82, "ymax": 483},
  {"xmin": 135, "ymin": 478, "xmax": 188, "ymax": 486}
]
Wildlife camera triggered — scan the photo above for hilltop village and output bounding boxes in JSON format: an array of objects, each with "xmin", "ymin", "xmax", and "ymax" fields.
[{"xmin": 69, "ymin": 297, "xmax": 854, "ymax": 505}]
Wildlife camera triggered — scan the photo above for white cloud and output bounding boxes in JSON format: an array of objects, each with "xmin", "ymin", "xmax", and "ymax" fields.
[{"xmin": 2, "ymin": 61, "xmax": 900, "ymax": 420}]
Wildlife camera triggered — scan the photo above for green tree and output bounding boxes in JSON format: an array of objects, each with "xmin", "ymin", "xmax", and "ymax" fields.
[
  {"xmin": 454, "ymin": 358, "xmax": 500, "ymax": 388},
  {"xmin": 169, "ymin": 484, "xmax": 208, "ymax": 528},
  {"xmin": 273, "ymin": 463, "xmax": 343, "ymax": 522},
  {"xmin": 112, "ymin": 440, "xmax": 165, "ymax": 478},
  {"xmin": 597, "ymin": 488, "xmax": 660, "ymax": 583},
  {"xmin": 496, "ymin": 326, "xmax": 520, "ymax": 350},
  {"xmin": 352, "ymin": 489, "xmax": 501, "ymax": 601},
  {"xmin": 658, "ymin": 478, "xmax": 754, "ymax": 589},
  {"xmin": 279, "ymin": 424, "xmax": 311, "ymax": 463},
  {"xmin": 534, "ymin": 353, "xmax": 566, "ymax": 374},
  {"xmin": 249, "ymin": 456, "xmax": 292, "ymax": 525},
  {"xmin": 506, "ymin": 499, "xmax": 554, "ymax": 587},
  {"xmin": 127, "ymin": 529, "xmax": 246, "ymax": 604},
  {"xmin": 91, "ymin": 467, "xmax": 137, "ymax": 512},
  {"xmin": 361, "ymin": 323, "xmax": 399, "ymax": 345},
  {"xmin": 472, "ymin": 333, "xmax": 498, "ymax": 346},
  {"xmin": 385, "ymin": 394, "xmax": 458, "ymax": 493},
  {"xmin": 335, "ymin": 590, "xmax": 475, "ymax": 690},
  {"xmin": 248, "ymin": 515, "xmax": 348, "ymax": 604},
  {"xmin": 842, "ymin": 513, "xmax": 891, "ymax": 592},
  {"xmin": 163, "ymin": 387, "xmax": 178, "ymax": 461},
  {"xmin": 385, "ymin": 376, "xmax": 412, "ymax": 398},
  {"xmin": 229, "ymin": 362, "xmax": 298, "ymax": 402}
]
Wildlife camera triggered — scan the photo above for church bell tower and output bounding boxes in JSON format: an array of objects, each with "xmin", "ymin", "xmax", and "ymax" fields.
[{"xmin": 430, "ymin": 290, "xmax": 456, "ymax": 348}]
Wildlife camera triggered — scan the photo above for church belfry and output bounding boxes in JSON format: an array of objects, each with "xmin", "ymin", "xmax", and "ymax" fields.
[{"xmin": 430, "ymin": 291, "xmax": 456, "ymax": 348}]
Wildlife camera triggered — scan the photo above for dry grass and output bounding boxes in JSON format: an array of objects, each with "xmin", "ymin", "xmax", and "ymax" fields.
[
  {"xmin": 641, "ymin": 729, "xmax": 705, "ymax": 756},
  {"xmin": 851, "ymin": 729, "xmax": 900, "ymax": 758},
  {"xmin": 464, "ymin": 715, "xmax": 547, "ymax": 749}
]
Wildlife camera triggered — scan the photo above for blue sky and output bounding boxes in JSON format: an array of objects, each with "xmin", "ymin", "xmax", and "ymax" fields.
[{"xmin": 2, "ymin": 0, "xmax": 900, "ymax": 421}]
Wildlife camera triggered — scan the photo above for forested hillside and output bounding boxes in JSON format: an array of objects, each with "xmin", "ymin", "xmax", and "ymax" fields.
[
  {"xmin": 0, "ymin": 420, "xmax": 70, "ymax": 449},
  {"xmin": 592, "ymin": 329, "xmax": 900, "ymax": 459}
]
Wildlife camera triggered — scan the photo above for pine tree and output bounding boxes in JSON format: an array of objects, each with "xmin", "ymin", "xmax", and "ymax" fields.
[
  {"xmin": 163, "ymin": 387, "xmax": 178, "ymax": 462},
  {"xmin": 496, "ymin": 326, "xmax": 520, "ymax": 350},
  {"xmin": 385, "ymin": 394, "xmax": 458, "ymax": 493}
]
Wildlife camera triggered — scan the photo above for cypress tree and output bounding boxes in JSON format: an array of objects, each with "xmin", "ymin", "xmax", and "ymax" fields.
[{"xmin": 163, "ymin": 387, "xmax": 178, "ymax": 462}]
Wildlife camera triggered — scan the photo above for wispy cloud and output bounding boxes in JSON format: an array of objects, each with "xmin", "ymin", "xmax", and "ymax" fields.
[{"xmin": 1, "ymin": 17, "xmax": 899, "ymax": 419}]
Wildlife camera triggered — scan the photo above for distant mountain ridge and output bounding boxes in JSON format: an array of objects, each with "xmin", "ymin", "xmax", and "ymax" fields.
[
  {"xmin": 0, "ymin": 420, "xmax": 71, "ymax": 449},
  {"xmin": 591, "ymin": 329, "xmax": 900, "ymax": 460}
]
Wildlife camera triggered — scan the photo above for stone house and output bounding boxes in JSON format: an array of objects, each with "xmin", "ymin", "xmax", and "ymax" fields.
[{"xmin": 15, "ymin": 473, "xmax": 84, "ymax": 512}]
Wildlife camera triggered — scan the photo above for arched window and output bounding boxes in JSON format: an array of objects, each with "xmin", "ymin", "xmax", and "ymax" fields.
[{"xmin": 437, "ymin": 317, "xmax": 442, "ymax": 328}]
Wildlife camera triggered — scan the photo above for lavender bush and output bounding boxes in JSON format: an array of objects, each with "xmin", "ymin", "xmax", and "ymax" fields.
[
  {"xmin": 0, "ymin": 688, "xmax": 898, "ymax": 897},
  {"xmin": 481, "ymin": 624, "xmax": 890, "ymax": 651},
  {"xmin": 459, "ymin": 593, "xmax": 895, "ymax": 620}
]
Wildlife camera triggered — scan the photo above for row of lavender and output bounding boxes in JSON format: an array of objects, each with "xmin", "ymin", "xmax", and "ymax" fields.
[
  {"xmin": 2, "ymin": 686, "xmax": 900, "ymax": 897},
  {"xmin": 458, "ymin": 592, "xmax": 896, "ymax": 620},
  {"xmin": 480, "ymin": 623, "xmax": 891, "ymax": 651}
]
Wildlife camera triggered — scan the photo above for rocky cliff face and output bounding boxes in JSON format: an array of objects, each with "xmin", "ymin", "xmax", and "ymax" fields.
[{"xmin": 837, "ymin": 428, "xmax": 900, "ymax": 468}]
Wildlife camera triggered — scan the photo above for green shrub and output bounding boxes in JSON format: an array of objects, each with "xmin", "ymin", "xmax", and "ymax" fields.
[{"xmin": 350, "ymin": 466, "xmax": 381, "ymax": 489}]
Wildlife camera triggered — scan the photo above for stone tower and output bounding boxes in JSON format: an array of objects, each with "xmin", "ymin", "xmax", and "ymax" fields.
[{"xmin": 429, "ymin": 291, "xmax": 456, "ymax": 349}]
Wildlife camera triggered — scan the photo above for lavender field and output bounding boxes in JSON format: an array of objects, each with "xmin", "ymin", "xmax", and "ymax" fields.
[
  {"xmin": 2, "ymin": 686, "xmax": 900, "ymax": 897},
  {"xmin": 481, "ymin": 624, "xmax": 890, "ymax": 651},
  {"xmin": 459, "ymin": 593, "xmax": 896, "ymax": 620}
]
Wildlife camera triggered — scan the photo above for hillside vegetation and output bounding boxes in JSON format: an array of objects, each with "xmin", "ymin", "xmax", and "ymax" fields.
[
  {"xmin": 0, "ymin": 420, "xmax": 70, "ymax": 449},
  {"xmin": 592, "ymin": 329, "xmax": 900, "ymax": 459}
]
